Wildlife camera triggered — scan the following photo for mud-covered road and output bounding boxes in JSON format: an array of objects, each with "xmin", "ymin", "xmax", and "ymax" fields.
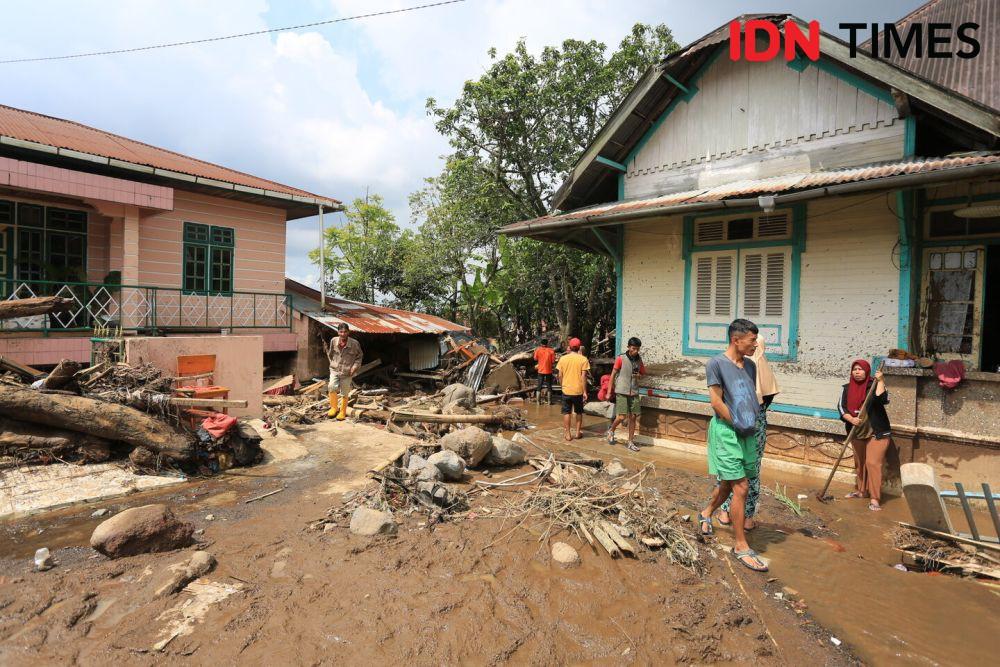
[{"xmin": 1, "ymin": 407, "xmax": 995, "ymax": 665}]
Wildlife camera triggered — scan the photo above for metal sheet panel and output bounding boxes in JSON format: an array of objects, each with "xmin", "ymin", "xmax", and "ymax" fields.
[{"xmin": 406, "ymin": 338, "xmax": 440, "ymax": 371}]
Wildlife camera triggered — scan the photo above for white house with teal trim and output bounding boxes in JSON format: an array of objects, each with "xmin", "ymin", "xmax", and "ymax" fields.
[{"xmin": 503, "ymin": 13, "xmax": 1000, "ymax": 481}]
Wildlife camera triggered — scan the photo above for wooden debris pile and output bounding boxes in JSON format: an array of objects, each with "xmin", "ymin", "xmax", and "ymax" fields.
[
  {"xmin": 0, "ymin": 357, "xmax": 261, "ymax": 475},
  {"xmin": 481, "ymin": 442, "xmax": 700, "ymax": 568},
  {"xmin": 890, "ymin": 524, "xmax": 1000, "ymax": 580}
]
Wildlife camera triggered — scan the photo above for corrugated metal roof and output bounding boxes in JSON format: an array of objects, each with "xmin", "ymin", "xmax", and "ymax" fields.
[
  {"xmin": 504, "ymin": 153, "xmax": 1000, "ymax": 231},
  {"xmin": 285, "ymin": 278, "xmax": 467, "ymax": 335},
  {"xmin": 0, "ymin": 104, "xmax": 338, "ymax": 203},
  {"xmin": 866, "ymin": 0, "xmax": 999, "ymax": 111}
]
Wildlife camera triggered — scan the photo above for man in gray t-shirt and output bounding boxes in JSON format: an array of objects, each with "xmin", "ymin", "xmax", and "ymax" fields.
[
  {"xmin": 705, "ymin": 355, "xmax": 757, "ymax": 436},
  {"xmin": 697, "ymin": 319, "xmax": 768, "ymax": 573}
]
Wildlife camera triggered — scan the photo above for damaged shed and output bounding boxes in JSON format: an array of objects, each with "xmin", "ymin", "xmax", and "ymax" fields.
[{"xmin": 284, "ymin": 279, "xmax": 468, "ymax": 382}]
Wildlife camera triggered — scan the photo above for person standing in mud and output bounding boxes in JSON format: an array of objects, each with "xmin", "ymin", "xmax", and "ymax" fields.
[
  {"xmin": 555, "ymin": 337, "xmax": 590, "ymax": 441},
  {"xmin": 605, "ymin": 336, "xmax": 645, "ymax": 452},
  {"xmin": 718, "ymin": 340, "xmax": 779, "ymax": 530},
  {"xmin": 325, "ymin": 322, "xmax": 363, "ymax": 421},
  {"xmin": 697, "ymin": 319, "xmax": 768, "ymax": 572},
  {"xmin": 533, "ymin": 337, "xmax": 556, "ymax": 404},
  {"xmin": 838, "ymin": 360, "xmax": 891, "ymax": 511}
]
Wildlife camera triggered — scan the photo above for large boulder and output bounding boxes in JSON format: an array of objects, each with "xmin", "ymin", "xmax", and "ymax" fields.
[
  {"xmin": 90, "ymin": 504, "xmax": 194, "ymax": 558},
  {"xmin": 486, "ymin": 437, "xmax": 527, "ymax": 467},
  {"xmin": 427, "ymin": 450, "xmax": 465, "ymax": 481},
  {"xmin": 440, "ymin": 426, "xmax": 492, "ymax": 467},
  {"xmin": 441, "ymin": 383, "xmax": 475, "ymax": 410},
  {"xmin": 349, "ymin": 507, "xmax": 397, "ymax": 536}
]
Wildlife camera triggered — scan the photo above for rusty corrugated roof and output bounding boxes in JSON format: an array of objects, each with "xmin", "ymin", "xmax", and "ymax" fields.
[
  {"xmin": 503, "ymin": 153, "xmax": 1000, "ymax": 231},
  {"xmin": 867, "ymin": 0, "xmax": 999, "ymax": 111},
  {"xmin": 285, "ymin": 278, "xmax": 467, "ymax": 335},
  {"xmin": 0, "ymin": 104, "xmax": 338, "ymax": 204}
]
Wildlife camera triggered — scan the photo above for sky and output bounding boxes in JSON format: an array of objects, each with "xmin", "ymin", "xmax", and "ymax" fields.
[{"xmin": 0, "ymin": 0, "xmax": 923, "ymax": 289}]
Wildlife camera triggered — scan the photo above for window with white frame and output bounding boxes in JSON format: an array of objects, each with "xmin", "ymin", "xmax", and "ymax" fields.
[{"xmin": 685, "ymin": 210, "xmax": 797, "ymax": 358}]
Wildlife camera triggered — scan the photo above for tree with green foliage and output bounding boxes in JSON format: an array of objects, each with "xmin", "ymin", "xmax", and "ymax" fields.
[
  {"xmin": 309, "ymin": 194, "xmax": 411, "ymax": 304},
  {"xmin": 423, "ymin": 23, "xmax": 679, "ymax": 347}
]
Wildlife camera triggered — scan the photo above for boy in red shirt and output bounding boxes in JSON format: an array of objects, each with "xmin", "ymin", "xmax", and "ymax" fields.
[{"xmin": 533, "ymin": 338, "xmax": 556, "ymax": 404}]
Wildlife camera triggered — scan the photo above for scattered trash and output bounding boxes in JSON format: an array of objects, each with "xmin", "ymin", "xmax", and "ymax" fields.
[
  {"xmin": 91, "ymin": 508, "xmax": 109, "ymax": 518},
  {"xmin": 34, "ymin": 547, "xmax": 53, "ymax": 571},
  {"xmin": 830, "ymin": 637, "xmax": 842, "ymax": 647}
]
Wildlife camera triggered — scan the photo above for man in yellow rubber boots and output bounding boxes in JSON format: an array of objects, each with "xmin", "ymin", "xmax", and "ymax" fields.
[{"xmin": 325, "ymin": 322, "xmax": 363, "ymax": 420}]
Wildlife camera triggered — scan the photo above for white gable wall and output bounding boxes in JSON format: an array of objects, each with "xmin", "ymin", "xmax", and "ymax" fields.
[{"xmin": 625, "ymin": 57, "xmax": 905, "ymax": 200}]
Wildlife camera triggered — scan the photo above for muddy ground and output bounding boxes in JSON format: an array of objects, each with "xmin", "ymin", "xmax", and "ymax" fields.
[{"xmin": 1, "ymin": 407, "xmax": 996, "ymax": 665}]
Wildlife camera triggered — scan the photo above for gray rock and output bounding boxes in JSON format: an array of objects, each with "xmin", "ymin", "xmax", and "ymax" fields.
[
  {"xmin": 90, "ymin": 504, "xmax": 194, "ymax": 559},
  {"xmin": 441, "ymin": 383, "xmax": 475, "ymax": 409},
  {"xmin": 442, "ymin": 400, "xmax": 471, "ymax": 415},
  {"xmin": 152, "ymin": 550, "xmax": 216, "ymax": 598},
  {"xmin": 34, "ymin": 547, "xmax": 53, "ymax": 571},
  {"xmin": 551, "ymin": 542, "xmax": 580, "ymax": 567},
  {"xmin": 90, "ymin": 508, "xmax": 109, "ymax": 518},
  {"xmin": 204, "ymin": 514, "xmax": 215, "ymax": 521},
  {"xmin": 416, "ymin": 462, "xmax": 443, "ymax": 482},
  {"xmin": 584, "ymin": 401, "xmax": 615, "ymax": 419},
  {"xmin": 605, "ymin": 460, "xmax": 627, "ymax": 478},
  {"xmin": 416, "ymin": 481, "xmax": 456, "ymax": 507},
  {"xmin": 349, "ymin": 507, "xmax": 397, "ymax": 537},
  {"xmin": 427, "ymin": 450, "xmax": 466, "ymax": 481},
  {"xmin": 406, "ymin": 454, "xmax": 427, "ymax": 471},
  {"xmin": 440, "ymin": 426, "xmax": 492, "ymax": 467},
  {"xmin": 486, "ymin": 437, "xmax": 527, "ymax": 466}
]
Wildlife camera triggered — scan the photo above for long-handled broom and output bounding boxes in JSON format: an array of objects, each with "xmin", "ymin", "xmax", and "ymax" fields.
[{"xmin": 816, "ymin": 361, "xmax": 885, "ymax": 502}]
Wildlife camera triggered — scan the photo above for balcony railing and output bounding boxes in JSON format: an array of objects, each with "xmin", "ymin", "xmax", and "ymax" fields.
[{"xmin": 0, "ymin": 279, "xmax": 291, "ymax": 333}]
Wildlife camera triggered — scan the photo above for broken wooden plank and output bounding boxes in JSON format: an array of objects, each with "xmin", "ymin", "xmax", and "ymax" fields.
[
  {"xmin": 898, "ymin": 521, "xmax": 1000, "ymax": 551},
  {"xmin": 354, "ymin": 359, "xmax": 382, "ymax": 379},
  {"xmin": 599, "ymin": 520, "xmax": 636, "ymax": 555},
  {"xmin": 168, "ymin": 397, "xmax": 248, "ymax": 408},
  {"xmin": 590, "ymin": 522, "xmax": 622, "ymax": 558},
  {"xmin": 263, "ymin": 374, "xmax": 295, "ymax": 396},
  {"xmin": 0, "ymin": 355, "xmax": 45, "ymax": 381}
]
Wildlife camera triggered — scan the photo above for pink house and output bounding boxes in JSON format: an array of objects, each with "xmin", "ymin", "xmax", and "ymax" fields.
[{"xmin": 0, "ymin": 104, "xmax": 339, "ymax": 367}]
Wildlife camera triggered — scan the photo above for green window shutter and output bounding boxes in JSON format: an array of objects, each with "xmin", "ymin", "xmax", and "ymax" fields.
[
  {"xmin": 210, "ymin": 247, "xmax": 233, "ymax": 293},
  {"xmin": 184, "ymin": 244, "xmax": 208, "ymax": 292}
]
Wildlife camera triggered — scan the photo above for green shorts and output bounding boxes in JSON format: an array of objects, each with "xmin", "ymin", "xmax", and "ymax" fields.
[
  {"xmin": 707, "ymin": 417, "xmax": 758, "ymax": 481},
  {"xmin": 615, "ymin": 394, "xmax": 641, "ymax": 416}
]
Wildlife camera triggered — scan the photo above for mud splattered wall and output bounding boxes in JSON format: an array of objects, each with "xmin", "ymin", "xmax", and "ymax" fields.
[{"xmin": 620, "ymin": 193, "xmax": 900, "ymax": 410}]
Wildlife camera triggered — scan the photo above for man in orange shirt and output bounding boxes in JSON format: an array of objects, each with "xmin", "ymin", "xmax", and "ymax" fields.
[
  {"xmin": 555, "ymin": 337, "xmax": 590, "ymax": 441},
  {"xmin": 533, "ymin": 337, "xmax": 556, "ymax": 404}
]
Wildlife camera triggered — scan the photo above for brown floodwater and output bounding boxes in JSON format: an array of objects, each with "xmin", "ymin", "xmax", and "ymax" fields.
[{"xmin": 519, "ymin": 402, "xmax": 1000, "ymax": 666}]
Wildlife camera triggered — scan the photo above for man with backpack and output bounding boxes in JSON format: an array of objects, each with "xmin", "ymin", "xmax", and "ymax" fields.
[{"xmin": 606, "ymin": 337, "xmax": 645, "ymax": 451}]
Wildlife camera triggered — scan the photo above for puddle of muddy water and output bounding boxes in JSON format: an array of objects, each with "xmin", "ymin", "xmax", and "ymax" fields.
[{"xmin": 518, "ymin": 402, "xmax": 1000, "ymax": 666}]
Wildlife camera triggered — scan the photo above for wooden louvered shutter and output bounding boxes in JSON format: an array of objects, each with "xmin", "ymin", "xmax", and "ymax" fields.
[
  {"xmin": 737, "ymin": 248, "xmax": 791, "ymax": 354},
  {"xmin": 690, "ymin": 250, "xmax": 737, "ymax": 349}
]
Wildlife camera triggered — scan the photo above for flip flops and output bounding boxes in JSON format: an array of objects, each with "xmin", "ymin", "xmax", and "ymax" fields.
[
  {"xmin": 626, "ymin": 441, "xmax": 639, "ymax": 452},
  {"xmin": 605, "ymin": 429, "xmax": 616, "ymax": 445},
  {"xmin": 717, "ymin": 513, "xmax": 732, "ymax": 527},
  {"xmin": 845, "ymin": 491, "xmax": 864, "ymax": 499},
  {"xmin": 698, "ymin": 513, "xmax": 714, "ymax": 536},
  {"xmin": 733, "ymin": 548, "xmax": 768, "ymax": 572},
  {"xmin": 868, "ymin": 502, "xmax": 882, "ymax": 511}
]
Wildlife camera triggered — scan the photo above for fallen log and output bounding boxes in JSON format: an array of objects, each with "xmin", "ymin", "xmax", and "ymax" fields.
[
  {"xmin": 388, "ymin": 411, "xmax": 505, "ymax": 425},
  {"xmin": 263, "ymin": 395, "xmax": 302, "ymax": 406},
  {"xmin": 0, "ymin": 416, "xmax": 113, "ymax": 452},
  {"xmin": 0, "ymin": 296, "xmax": 75, "ymax": 321},
  {"xmin": 0, "ymin": 385, "xmax": 193, "ymax": 460}
]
